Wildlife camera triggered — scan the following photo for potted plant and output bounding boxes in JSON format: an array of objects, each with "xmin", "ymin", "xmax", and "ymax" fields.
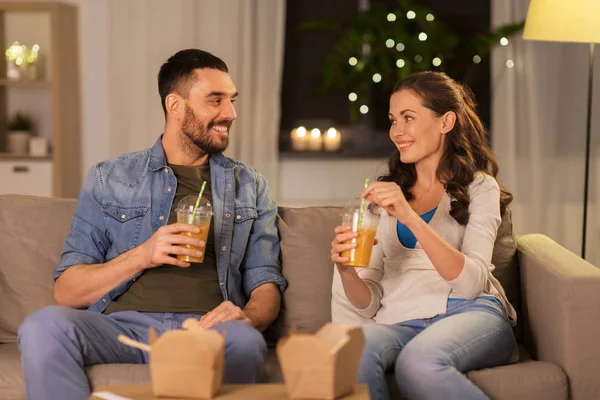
[{"xmin": 7, "ymin": 112, "xmax": 33, "ymax": 155}]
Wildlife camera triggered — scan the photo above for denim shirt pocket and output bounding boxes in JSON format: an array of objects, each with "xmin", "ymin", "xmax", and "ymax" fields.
[
  {"xmin": 230, "ymin": 205, "xmax": 258, "ymax": 259},
  {"xmin": 102, "ymin": 203, "xmax": 149, "ymax": 253}
]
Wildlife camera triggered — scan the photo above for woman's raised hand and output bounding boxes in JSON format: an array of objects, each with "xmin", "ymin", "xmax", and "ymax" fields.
[{"xmin": 362, "ymin": 182, "xmax": 416, "ymax": 224}]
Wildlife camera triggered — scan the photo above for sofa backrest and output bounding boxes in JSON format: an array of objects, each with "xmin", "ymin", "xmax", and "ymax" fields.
[
  {"xmin": 0, "ymin": 195, "xmax": 519, "ymax": 344},
  {"xmin": 0, "ymin": 195, "xmax": 76, "ymax": 342}
]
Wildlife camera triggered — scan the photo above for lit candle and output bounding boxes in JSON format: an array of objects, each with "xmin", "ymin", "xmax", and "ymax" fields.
[
  {"xmin": 290, "ymin": 126, "xmax": 308, "ymax": 151},
  {"xmin": 323, "ymin": 127, "xmax": 341, "ymax": 151},
  {"xmin": 308, "ymin": 128, "xmax": 323, "ymax": 151}
]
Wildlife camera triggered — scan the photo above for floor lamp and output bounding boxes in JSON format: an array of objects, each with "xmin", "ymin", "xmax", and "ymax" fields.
[{"xmin": 523, "ymin": 0, "xmax": 600, "ymax": 259}]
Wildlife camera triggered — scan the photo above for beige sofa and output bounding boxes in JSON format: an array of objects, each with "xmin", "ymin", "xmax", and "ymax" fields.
[{"xmin": 1, "ymin": 194, "xmax": 599, "ymax": 400}]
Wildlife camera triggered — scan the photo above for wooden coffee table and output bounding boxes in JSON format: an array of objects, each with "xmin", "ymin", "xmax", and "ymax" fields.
[{"xmin": 91, "ymin": 384, "xmax": 370, "ymax": 399}]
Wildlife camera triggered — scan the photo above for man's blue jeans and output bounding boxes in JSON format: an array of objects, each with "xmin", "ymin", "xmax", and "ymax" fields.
[
  {"xmin": 18, "ymin": 306, "xmax": 266, "ymax": 400},
  {"xmin": 358, "ymin": 297, "xmax": 516, "ymax": 400}
]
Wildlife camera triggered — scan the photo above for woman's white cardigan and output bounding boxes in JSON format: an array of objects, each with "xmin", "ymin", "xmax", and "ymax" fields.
[{"xmin": 332, "ymin": 173, "xmax": 517, "ymax": 326}]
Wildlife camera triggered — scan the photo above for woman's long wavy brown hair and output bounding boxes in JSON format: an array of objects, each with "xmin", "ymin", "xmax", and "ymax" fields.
[{"xmin": 379, "ymin": 71, "xmax": 513, "ymax": 225}]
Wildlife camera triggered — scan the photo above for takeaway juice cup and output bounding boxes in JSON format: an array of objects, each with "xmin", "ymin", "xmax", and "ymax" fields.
[
  {"xmin": 175, "ymin": 195, "xmax": 212, "ymax": 263},
  {"xmin": 340, "ymin": 199, "xmax": 379, "ymax": 268}
]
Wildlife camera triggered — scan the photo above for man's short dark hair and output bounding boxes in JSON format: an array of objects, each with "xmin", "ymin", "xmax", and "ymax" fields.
[{"xmin": 158, "ymin": 49, "xmax": 228, "ymax": 114}]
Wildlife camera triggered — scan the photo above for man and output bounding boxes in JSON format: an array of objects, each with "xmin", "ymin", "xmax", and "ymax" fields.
[{"xmin": 18, "ymin": 49, "xmax": 286, "ymax": 400}]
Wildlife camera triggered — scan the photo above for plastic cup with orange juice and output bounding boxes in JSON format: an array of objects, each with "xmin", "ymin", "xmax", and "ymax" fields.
[
  {"xmin": 175, "ymin": 194, "xmax": 212, "ymax": 263},
  {"xmin": 340, "ymin": 198, "xmax": 380, "ymax": 268}
]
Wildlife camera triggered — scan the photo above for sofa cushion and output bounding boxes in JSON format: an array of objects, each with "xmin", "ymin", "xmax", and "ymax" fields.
[
  {"xmin": 0, "ymin": 195, "xmax": 76, "ymax": 343},
  {"xmin": 87, "ymin": 364, "xmax": 150, "ymax": 388},
  {"xmin": 276, "ymin": 206, "xmax": 341, "ymax": 334},
  {"xmin": 491, "ymin": 207, "xmax": 521, "ymax": 339},
  {"xmin": 491, "ymin": 208, "xmax": 518, "ymax": 298},
  {"xmin": 466, "ymin": 361, "xmax": 567, "ymax": 400},
  {"xmin": 86, "ymin": 359, "xmax": 283, "ymax": 388},
  {"xmin": 0, "ymin": 343, "xmax": 25, "ymax": 400}
]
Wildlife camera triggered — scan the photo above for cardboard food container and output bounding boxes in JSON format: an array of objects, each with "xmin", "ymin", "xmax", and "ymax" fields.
[
  {"xmin": 117, "ymin": 319, "xmax": 225, "ymax": 399},
  {"xmin": 276, "ymin": 323, "xmax": 365, "ymax": 399}
]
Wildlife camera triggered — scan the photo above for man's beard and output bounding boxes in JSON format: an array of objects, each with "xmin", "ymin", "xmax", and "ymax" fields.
[{"xmin": 181, "ymin": 107, "xmax": 231, "ymax": 154}]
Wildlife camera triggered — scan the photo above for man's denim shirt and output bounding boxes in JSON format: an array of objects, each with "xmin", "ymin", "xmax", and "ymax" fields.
[{"xmin": 54, "ymin": 138, "xmax": 287, "ymax": 313}]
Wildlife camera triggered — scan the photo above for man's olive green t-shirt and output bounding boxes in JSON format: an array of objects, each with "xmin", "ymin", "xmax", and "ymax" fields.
[{"xmin": 105, "ymin": 162, "xmax": 223, "ymax": 315}]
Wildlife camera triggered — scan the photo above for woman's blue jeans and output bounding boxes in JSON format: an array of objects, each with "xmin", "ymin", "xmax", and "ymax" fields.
[{"xmin": 358, "ymin": 297, "xmax": 516, "ymax": 400}]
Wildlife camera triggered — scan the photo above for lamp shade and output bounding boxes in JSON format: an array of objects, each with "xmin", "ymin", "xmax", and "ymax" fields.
[{"xmin": 523, "ymin": 0, "xmax": 600, "ymax": 44}]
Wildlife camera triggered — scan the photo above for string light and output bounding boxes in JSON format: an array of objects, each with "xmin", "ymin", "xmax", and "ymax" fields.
[
  {"xmin": 340, "ymin": 17, "xmax": 519, "ymax": 114},
  {"xmin": 310, "ymin": 128, "xmax": 321, "ymax": 139}
]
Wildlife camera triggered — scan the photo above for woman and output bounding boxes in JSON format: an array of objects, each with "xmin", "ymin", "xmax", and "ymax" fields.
[{"xmin": 330, "ymin": 71, "xmax": 517, "ymax": 400}]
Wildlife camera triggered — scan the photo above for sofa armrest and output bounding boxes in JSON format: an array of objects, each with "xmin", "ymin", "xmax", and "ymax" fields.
[{"xmin": 517, "ymin": 234, "xmax": 600, "ymax": 400}]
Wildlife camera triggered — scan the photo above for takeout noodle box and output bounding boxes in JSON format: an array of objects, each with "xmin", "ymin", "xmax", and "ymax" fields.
[
  {"xmin": 276, "ymin": 323, "xmax": 365, "ymax": 399},
  {"xmin": 149, "ymin": 325, "xmax": 225, "ymax": 399},
  {"xmin": 118, "ymin": 319, "xmax": 225, "ymax": 399}
]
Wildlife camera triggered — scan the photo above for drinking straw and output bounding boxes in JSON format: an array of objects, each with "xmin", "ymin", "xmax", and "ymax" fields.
[
  {"xmin": 358, "ymin": 178, "xmax": 369, "ymax": 228},
  {"xmin": 191, "ymin": 181, "xmax": 207, "ymax": 220}
]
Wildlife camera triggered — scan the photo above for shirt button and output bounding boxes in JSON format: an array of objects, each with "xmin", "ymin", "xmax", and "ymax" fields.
[
  {"xmin": 236, "ymin": 215, "xmax": 241, "ymax": 220},
  {"xmin": 225, "ymin": 213, "xmax": 230, "ymax": 218},
  {"xmin": 102, "ymin": 298, "xmax": 107, "ymax": 303},
  {"xmin": 132, "ymin": 278, "xmax": 136, "ymax": 282},
  {"xmin": 167, "ymin": 187, "xmax": 172, "ymax": 192},
  {"xmin": 164, "ymin": 168, "xmax": 169, "ymax": 173},
  {"xmin": 159, "ymin": 216, "xmax": 165, "ymax": 221},
  {"xmin": 121, "ymin": 214, "xmax": 126, "ymax": 220},
  {"xmin": 220, "ymin": 282, "xmax": 224, "ymax": 286},
  {"xmin": 227, "ymin": 184, "xmax": 232, "ymax": 188},
  {"xmin": 221, "ymin": 246, "xmax": 226, "ymax": 251}
]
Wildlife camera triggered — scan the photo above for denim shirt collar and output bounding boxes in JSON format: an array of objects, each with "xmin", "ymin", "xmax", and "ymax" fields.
[{"xmin": 147, "ymin": 135, "xmax": 235, "ymax": 172}]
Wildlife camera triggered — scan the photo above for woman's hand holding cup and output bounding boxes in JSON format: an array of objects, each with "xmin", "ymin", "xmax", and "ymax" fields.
[
  {"xmin": 331, "ymin": 225, "xmax": 379, "ymax": 271},
  {"xmin": 331, "ymin": 225, "xmax": 358, "ymax": 268}
]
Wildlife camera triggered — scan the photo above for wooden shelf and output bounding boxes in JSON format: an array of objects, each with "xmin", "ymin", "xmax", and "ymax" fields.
[
  {"xmin": 0, "ymin": 152, "xmax": 52, "ymax": 161},
  {"xmin": 0, "ymin": 2, "xmax": 80, "ymax": 198},
  {"xmin": 0, "ymin": 79, "xmax": 51, "ymax": 88}
]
